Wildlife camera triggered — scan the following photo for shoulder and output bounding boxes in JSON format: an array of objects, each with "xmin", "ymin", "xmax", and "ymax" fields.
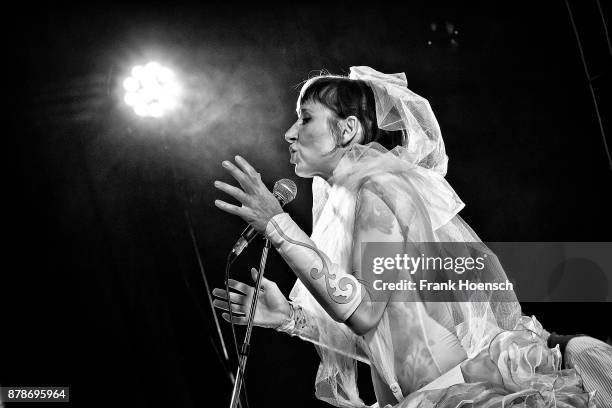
[
  {"xmin": 355, "ymin": 172, "xmax": 406, "ymax": 216},
  {"xmin": 354, "ymin": 176, "xmax": 402, "ymax": 236},
  {"xmin": 359, "ymin": 173, "xmax": 396, "ymax": 195},
  {"xmin": 357, "ymin": 177, "xmax": 392, "ymax": 214}
]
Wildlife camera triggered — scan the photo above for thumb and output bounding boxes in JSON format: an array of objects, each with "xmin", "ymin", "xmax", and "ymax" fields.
[{"xmin": 250, "ymin": 268, "xmax": 267, "ymax": 287}]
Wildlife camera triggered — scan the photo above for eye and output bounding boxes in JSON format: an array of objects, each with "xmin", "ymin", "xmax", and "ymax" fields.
[{"xmin": 300, "ymin": 117, "xmax": 311, "ymax": 124}]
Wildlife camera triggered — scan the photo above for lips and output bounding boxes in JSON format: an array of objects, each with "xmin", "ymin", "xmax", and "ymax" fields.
[{"xmin": 289, "ymin": 147, "xmax": 298, "ymax": 164}]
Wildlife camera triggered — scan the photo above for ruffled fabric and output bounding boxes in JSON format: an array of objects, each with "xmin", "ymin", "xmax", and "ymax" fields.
[
  {"xmin": 388, "ymin": 316, "xmax": 595, "ymax": 408},
  {"xmin": 288, "ymin": 142, "xmax": 593, "ymax": 408},
  {"xmin": 329, "ymin": 142, "xmax": 464, "ymax": 232}
]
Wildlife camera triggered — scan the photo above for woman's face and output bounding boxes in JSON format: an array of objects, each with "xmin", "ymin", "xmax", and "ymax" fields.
[{"xmin": 284, "ymin": 100, "xmax": 343, "ymax": 179}]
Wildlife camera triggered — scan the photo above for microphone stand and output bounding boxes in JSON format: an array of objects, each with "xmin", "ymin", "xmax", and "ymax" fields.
[{"xmin": 228, "ymin": 238, "xmax": 272, "ymax": 408}]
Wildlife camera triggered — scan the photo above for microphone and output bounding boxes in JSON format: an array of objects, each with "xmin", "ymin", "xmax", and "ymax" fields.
[{"xmin": 230, "ymin": 179, "xmax": 297, "ymax": 259}]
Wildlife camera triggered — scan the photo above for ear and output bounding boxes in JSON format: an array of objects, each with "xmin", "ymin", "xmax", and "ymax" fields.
[{"xmin": 339, "ymin": 116, "xmax": 362, "ymax": 146}]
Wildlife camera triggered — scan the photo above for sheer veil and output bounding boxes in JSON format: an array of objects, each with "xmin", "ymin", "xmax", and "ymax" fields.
[{"xmin": 288, "ymin": 67, "xmax": 523, "ymax": 407}]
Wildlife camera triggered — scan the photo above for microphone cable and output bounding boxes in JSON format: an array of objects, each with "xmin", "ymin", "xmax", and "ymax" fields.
[{"xmin": 225, "ymin": 253, "xmax": 251, "ymax": 408}]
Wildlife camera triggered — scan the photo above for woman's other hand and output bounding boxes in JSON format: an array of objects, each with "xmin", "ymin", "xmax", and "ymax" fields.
[
  {"xmin": 212, "ymin": 268, "xmax": 291, "ymax": 329},
  {"xmin": 214, "ymin": 155, "xmax": 284, "ymax": 234}
]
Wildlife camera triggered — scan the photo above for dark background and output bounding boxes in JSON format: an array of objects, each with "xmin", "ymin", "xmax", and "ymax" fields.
[{"xmin": 5, "ymin": 1, "xmax": 612, "ymax": 407}]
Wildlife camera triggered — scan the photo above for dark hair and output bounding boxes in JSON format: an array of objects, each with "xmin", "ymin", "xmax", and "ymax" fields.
[{"xmin": 298, "ymin": 76, "xmax": 404, "ymax": 150}]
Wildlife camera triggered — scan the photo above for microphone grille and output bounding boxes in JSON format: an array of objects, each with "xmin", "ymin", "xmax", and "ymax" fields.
[{"xmin": 273, "ymin": 179, "xmax": 297, "ymax": 205}]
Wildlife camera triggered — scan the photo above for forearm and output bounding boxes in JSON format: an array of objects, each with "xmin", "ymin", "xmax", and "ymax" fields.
[
  {"xmin": 264, "ymin": 213, "xmax": 363, "ymax": 323},
  {"xmin": 265, "ymin": 182, "xmax": 400, "ymax": 336}
]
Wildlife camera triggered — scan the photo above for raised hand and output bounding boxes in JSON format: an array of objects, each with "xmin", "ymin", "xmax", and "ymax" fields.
[
  {"xmin": 214, "ymin": 155, "xmax": 284, "ymax": 234},
  {"xmin": 212, "ymin": 268, "xmax": 291, "ymax": 329}
]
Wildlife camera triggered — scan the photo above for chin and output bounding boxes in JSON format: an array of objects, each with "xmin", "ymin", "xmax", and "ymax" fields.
[{"xmin": 293, "ymin": 164, "xmax": 311, "ymax": 179}]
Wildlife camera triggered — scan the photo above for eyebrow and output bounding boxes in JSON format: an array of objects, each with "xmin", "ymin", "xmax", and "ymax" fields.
[{"xmin": 300, "ymin": 108, "xmax": 312, "ymax": 114}]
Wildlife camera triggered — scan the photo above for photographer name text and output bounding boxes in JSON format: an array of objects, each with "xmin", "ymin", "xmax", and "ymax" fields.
[{"xmin": 372, "ymin": 279, "xmax": 514, "ymax": 291}]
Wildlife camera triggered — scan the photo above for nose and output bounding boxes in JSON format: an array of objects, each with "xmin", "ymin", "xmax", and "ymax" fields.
[{"xmin": 284, "ymin": 121, "xmax": 298, "ymax": 144}]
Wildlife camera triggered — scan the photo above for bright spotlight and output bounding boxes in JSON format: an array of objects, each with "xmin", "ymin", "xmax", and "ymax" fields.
[{"xmin": 123, "ymin": 61, "xmax": 180, "ymax": 118}]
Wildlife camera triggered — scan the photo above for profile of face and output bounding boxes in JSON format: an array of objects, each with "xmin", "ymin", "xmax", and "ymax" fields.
[{"xmin": 284, "ymin": 100, "xmax": 357, "ymax": 179}]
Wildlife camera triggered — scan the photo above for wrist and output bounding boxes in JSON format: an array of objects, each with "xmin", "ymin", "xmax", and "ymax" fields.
[
  {"xmin": 280, "ymin": 299, "xmax": 292, "ymax": 320},
  {"xmin": 264, "ymin": 212, "xmax": 292, "ymax": 243},
  {"xmin": 275, "ymin": 302, "xmax": 296, "ymax": 332}
]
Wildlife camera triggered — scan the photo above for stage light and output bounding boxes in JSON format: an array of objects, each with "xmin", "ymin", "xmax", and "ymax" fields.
[{"xmin": 122, "ymin": 61, "xmax": 180, "ymax": 118}]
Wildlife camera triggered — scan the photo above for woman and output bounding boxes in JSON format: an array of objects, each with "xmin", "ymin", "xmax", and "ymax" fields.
[{"xmin": 212, "ymin": 67, "xmax": 598, "ymax": 407}]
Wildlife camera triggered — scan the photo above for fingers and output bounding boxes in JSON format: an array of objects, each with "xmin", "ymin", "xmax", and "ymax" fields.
[
  {"xmin": 234, "ymin": 155, "xmax": 260, "ymax": 180},
  {"xmin": 221, "ymin": 156, "xmax": 262, "ymax": 191},
  {"xmin": 212, "ymin": 298, "xmax": 246, "ymax": 315},
  {"xmin": 212, "ymin": 288, "xmax": 245, "ymax": 305},
  {"xmin": 221, "ymin": 313, "xmax": 247, "ymax": 325},
  {"xmin": 221, "ymin": 159, "xmax": 251, "ymax": 191},
  {"xmin": 250, "ymin": 268, "xmax": 271, "ymax": 290},
  {"xmin": 214, "ymin": 199, "xmax": 246, "ymax": 218},
  {"xmin": 226, "ymin": 278, "xmax": 251, "ymax": 294},
  {"xmin": 214, "ymin": 180, "xmax": 249, "ymax": 204},
  {"xmin": 250, "ymin": 267, "xmax": 261, "ymax": 284}
]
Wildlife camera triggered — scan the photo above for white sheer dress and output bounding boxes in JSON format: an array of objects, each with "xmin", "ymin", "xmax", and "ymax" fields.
[{"xmin": 273, "ymin": 142, "xmax": 594, "ymax": 408}]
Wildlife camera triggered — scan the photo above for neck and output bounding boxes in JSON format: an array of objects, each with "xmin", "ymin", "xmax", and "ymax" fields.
[{"xmin": 321, "ymin": 147, "xmax": 351, "ymax": 186}]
